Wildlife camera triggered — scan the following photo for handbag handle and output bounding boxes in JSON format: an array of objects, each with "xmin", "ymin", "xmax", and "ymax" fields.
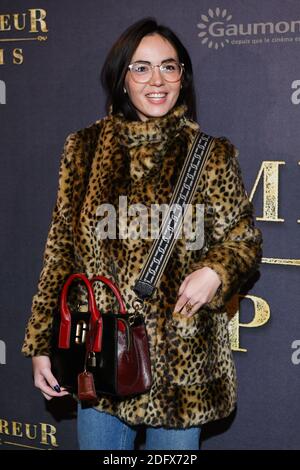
[
  {"xmin": 59, "ymin": 272, "xmax": 102, "ymax": 352},
  {"xmin": 90, "ymin": 275, "xmax": 127, "ymax": 315},
  {"xmin": 90, "ymin": 276, "xmax": 127, "ymax": 334}
]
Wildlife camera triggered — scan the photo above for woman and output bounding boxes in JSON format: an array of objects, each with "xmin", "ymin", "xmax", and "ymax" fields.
[{"xmin": 22, "ymin": 18, "xmax": 263, "ymax": 450}]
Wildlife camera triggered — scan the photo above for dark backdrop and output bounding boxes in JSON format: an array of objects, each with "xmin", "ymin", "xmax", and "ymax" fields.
[{"xmin": 0, "ymin": 0, "xmax": 299, "ymax": 450}]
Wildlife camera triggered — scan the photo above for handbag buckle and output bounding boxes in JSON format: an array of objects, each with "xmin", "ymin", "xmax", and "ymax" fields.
[
  {"xmin": 131, "ymin": 298, "xmax": 145, "ymax": 321},
  {"xmin": 132, "ymin": 298, "xmax": 144, "ymax": 312}
]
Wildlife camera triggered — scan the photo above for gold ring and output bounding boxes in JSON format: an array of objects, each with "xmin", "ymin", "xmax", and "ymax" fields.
[{"xmin": 185, "ymin": 302, "xmax": 193, "ymax": 313}]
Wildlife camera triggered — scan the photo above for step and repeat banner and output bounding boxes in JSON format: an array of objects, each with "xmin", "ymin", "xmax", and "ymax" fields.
[{"xmin": 0, "ymin": 0, "xmax": 299, "ymax": 450}]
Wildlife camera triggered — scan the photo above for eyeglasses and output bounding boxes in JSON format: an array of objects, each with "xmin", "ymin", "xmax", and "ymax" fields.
[{"xmin": 127, "ymin": 61, "xmax": 184, "ymax": 83}]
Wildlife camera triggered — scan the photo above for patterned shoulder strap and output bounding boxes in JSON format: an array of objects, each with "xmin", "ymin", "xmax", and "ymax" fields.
[{"xmin": 132, "ymin": 132, "xmax": 215, "ymax": 301}]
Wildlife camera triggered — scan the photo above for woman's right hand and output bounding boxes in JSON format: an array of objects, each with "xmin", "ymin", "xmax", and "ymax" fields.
[{"xmin": 32, "ymin": 355, "xmax": 70, "ymax": 400}]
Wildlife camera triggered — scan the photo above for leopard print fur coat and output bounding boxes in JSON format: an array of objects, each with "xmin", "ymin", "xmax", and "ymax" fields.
[{"xmin": 22, "ymin": 104, "xmax": 262, "ymax": 428}]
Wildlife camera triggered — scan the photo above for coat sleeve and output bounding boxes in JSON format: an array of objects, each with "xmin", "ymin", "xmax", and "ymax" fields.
[
  {"xmin": 21, "ymin": 133, "xmax": 79, "ymax": 357},
  {"xmin": 189, "ymin": 137, "xmax": 263, "ymax": 313}
]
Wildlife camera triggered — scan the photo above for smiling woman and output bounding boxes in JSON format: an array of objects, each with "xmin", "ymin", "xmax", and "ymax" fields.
[
  {"xmin": 100, "ymin": 18, "xmax": 197, "ymax": 121},
  {"xmin": 22, "ymin": 16, "xmax": 262, "ymax": 451},
  {"xmin": 123, "ymin": 35, "xmax": 182, "ymax": 121}
]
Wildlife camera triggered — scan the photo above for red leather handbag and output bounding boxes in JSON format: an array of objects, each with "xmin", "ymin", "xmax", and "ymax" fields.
[{"xmin": 51, "ymin": 273, "xmax": 152, "ymax": 400}]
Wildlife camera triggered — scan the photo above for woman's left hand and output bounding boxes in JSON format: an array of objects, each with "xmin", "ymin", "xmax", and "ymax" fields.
[{"xmin": 173, "ymin": 267, "xmax": 222, "ymax": 317}]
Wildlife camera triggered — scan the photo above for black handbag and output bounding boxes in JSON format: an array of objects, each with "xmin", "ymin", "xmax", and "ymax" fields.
[{"xmin": 51, "ymin": 273, "xmax": 152, "ymax": 399}]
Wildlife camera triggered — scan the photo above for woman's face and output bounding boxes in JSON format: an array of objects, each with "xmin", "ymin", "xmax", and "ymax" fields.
[{"xmin": 124, "ymin": 34, "xmax": 182, "ymax": 121}]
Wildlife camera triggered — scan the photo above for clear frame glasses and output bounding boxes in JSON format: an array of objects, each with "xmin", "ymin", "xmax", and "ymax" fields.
[{"xmin": 127, "ymin": 60, "xmax": 184, "ymax": 83}]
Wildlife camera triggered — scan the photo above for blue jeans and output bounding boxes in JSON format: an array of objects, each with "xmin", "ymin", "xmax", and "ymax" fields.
[{"xmin": 77, "ymin": 404, "xmax": 201, "ymax": 450}]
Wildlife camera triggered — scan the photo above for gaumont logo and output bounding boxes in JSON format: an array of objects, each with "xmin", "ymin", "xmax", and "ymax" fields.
[{"xmin": 197, "ymin": 7, "xmax": 300, "ymax": 49}]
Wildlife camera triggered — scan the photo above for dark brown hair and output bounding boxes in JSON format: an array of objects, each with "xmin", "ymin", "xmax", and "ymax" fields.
[{"xmin": 101, "ymin": 17, "xmax": 197, "ymax": 121}]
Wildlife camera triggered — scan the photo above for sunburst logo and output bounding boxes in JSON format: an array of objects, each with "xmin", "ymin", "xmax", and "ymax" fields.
[{"xmin": 197, "ymin": 7, "xmax": 233, "ymax": 49}]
